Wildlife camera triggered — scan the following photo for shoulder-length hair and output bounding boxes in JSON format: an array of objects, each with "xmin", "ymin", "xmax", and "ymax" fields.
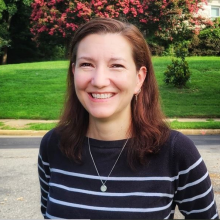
[{"xmin": 56, "ymin": 18, "xmax": 170, "ymax": 168}]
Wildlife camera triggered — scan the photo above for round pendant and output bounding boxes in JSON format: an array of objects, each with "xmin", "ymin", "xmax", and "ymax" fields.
[{"xmin": 101, "ymin": 185, "xmax": 107, "ymax": 192}]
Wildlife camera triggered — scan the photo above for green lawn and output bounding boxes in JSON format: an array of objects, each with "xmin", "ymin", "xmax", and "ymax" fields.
[
  {"xmin": 0, "ymin": 61, "xmax": 68, "ymax": 119},
  {"xmin": 0, "ymin": 121, "xmax": 220, "ymax": 130},
  {"xmin": 0, "ymin": 57, "xmax": 219, "ymax": 119},
  {"xmin": 153, "ymin": 56, "xmax": 220, "ymax": 117}
]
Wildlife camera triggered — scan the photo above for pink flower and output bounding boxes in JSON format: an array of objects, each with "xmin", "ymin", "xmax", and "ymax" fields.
[
  {"xmin": 140, "ymin": 18, "xmax": 147, "ymax": 23},
  {"xmin": 138, "ymin": 8, "xmax": 144, "ymax": 13},
  {"xmin": 123, "ymin": 7, "xmax": 129, "ymax": 14},
  {"xmin": 49, "ymin": 28, "xmax": 55, "ymax": 35}
]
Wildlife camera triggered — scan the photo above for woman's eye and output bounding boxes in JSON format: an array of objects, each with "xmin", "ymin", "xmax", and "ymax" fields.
[
  {"xmin": 80, "ymin": 63, "xmax": 92, "ymax": 67},
  {"xmin": 111, "ymin": 64, "xmax": 124, "ymax": 68}
]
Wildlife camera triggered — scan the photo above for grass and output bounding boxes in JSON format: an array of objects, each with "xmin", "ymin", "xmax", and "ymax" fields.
[
  {"xmin": 0, "ymin": 57, "xmax": 220, "ymax": 119},
  {"xmin": 153, "ymin": 56, "xmax": 220, "ymax": 118},
  {"xmin": 24, "ymin": 122, "xmax": 58, "ymax": 130},
  {"xmin": 0, "ymin": 122, "xmax": 57, "ymax": 130},
  {"xmin": 170, "ymin": 121, "xmax": 220, "ymax": 129},
  {"xmin": 0, "ymin": 61, "xmax": 68, "ymax": 119},
  {"xmin": 0, "ymin": 121, "xmax": 220, "ymax": 130}
]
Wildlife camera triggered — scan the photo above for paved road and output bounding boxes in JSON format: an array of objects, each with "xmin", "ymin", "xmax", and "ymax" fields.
[
  {"xmin": 0, "ymin": 137, "xmax": 42, "ymax": 149},
  {"xmin": 0, "ymin": 135, "xmax": 219, "ymax": 219},
  {"xmin": 0, "ymin": 135, "xmax": 220, "ymax": 149}
]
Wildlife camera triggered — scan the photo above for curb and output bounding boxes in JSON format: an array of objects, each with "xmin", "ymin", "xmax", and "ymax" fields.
[
  {"xmin": 0, "ymin": 130, "xmax": 48, "ymax": 136},
  {"xmin": 0, "ymin": 129, "xmax": 220, "ymax": 136}
]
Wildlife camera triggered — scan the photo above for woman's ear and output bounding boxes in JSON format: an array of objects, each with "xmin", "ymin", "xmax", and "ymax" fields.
[
  {"xmin": 135, "ymin": 66, "xmax": 147, "ymax": 93},
  {"xmin": 72, "ymin": 63, "xmax": 75, "ymax": 75}
]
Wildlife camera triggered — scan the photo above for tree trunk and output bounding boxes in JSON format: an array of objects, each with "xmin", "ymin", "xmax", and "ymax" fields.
[
  {"xmin": 64, "ymin": 39, "xmax": 71, "ymax": 58},
  {"xmin": 2, "ymin": 47, "xmax": 8, "ymax": 65},
  {"xmin": 2, "ymin": 15, "xmax": 13, "ymax": 64}
]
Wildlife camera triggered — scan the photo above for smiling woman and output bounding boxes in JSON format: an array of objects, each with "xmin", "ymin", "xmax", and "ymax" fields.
[{"xmin": 37, "ymin": 18, "xmax": 219, "ymax": 219}]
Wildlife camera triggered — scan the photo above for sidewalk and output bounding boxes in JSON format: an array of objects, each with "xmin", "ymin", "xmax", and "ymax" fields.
[{"xmin": 0, "ymin": 118, "xmax": 220, "ymax": 136}]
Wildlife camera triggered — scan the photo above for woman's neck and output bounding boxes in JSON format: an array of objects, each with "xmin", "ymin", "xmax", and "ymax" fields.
[{"xmin": 87, "ymin": 115, "xmax": 131, "ymax": 141}]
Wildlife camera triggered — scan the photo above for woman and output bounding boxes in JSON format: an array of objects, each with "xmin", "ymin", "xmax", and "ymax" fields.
[{"xmin": 38, "ymin": 18, "xmax": 219, "ymax": 219}]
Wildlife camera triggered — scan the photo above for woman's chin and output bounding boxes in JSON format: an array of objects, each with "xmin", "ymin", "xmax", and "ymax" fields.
[{"xmin": 89, "ymin": 111, "xmax": 115, "ymax": 120}]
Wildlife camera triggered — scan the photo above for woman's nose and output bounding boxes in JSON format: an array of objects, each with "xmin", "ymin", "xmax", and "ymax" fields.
[{"xmin": 91, "ymin": 67, "xmax": 110, "ymax": 88}]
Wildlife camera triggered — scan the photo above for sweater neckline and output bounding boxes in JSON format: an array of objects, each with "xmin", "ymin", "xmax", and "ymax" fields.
[{"xmin": 84, "ymin": 137, "xmax": 129, "ymax": 148}]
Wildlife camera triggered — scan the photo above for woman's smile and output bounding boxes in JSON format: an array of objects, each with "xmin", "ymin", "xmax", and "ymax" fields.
[{"xmin": 90, "ymin": 93, "xmax": 115, "ymax": 99}]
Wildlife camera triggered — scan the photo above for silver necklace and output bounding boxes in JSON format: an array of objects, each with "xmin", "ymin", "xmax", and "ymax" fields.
[{"xmin": 88, "ymin": 137, "xmax": 129, "ymax": 192}]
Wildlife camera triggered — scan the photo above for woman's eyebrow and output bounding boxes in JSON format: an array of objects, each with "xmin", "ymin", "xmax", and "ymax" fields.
[
  {"xmin": 109, "ymin": 57, "xmax": 126, "ymax": 62},
  {"xmin": 77, "ymin": 56, "xmax": 95, "ymax": 62},
  {"xmin": 77, "ymin": 56, "xmax": 126, "ymax": 62}
]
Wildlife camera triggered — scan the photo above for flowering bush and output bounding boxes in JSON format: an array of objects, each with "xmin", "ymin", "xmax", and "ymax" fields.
[{"xmin": 30, "ymin": 0, "xmax": 213, "ymax": 43}]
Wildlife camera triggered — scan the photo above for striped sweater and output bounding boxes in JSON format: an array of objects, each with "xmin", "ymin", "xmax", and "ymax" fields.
[{"xmin": 38, "ymin": 129, "xmax": 219, "ymax": 219}]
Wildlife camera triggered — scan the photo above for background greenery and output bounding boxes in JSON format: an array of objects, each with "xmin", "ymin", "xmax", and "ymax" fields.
[
  {"xmin": 1, "ymin": 121, "xmax": 220, "ymax": 130},
  {"xmin": 1, "ymin": 0, "xmax": 219, "ymax": 65},
  {"xmin": 0, "ymin": 56, "xmax": 219, "ymax": 120}
]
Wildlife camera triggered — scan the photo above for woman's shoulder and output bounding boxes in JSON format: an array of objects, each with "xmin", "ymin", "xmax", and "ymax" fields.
[
  {"xmin": 40, "ymin": 128, "xmax": 60, "ymax": 152},
  {"xmin": 168, "ymin": 129, "xmax": 199, "ymax": 154},
  {"xmin": 166, "ymin": 130, "xmax": 202, "ymax": 171},
  {"xmin": 41, "ymin": 128, "xmax": 59, "ymax": 141}
]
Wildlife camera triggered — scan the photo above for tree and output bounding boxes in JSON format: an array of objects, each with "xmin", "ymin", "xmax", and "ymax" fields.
[
  {"xmin": 0, "ymin": 0, "xmax": 10, "ymax": 64},
  {"xmin": 30, "ymin": 0, "xmax": 213, "ymax": 48},
  {"xmin": 0, "ymin": 0, "xmax": 32, "ymax": 64},
  {"xmin": 7, "ymin": 1, "xmax": 43, "ymax": 63}
]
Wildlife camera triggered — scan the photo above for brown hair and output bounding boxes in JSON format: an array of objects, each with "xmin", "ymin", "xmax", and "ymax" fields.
[{"xmin": 56, "ymin": 18, "xmax": 170, "ymax": 168}]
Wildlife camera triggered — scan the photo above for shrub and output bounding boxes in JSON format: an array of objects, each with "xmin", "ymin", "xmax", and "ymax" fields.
[
  {"xmin": 164, "ymin": 59, "xmax": 190, "ymax": 87},
  {"xmin": 164, "ymin": 42, "xmax": 191, "ymax": 88},
  {"xmin": 162, "ymin": 44, "xmax": 175, "ymax": 56},
  {"xmin": 188, "ymin": 18, "xmax": 220, "ymax": 56},
  {"xmin": 148, "ymin": 43, "xmax": 165, "ymax": 56},
  {"xmin": 37, "ymin": 44, "xmax": 66, "ymax": 61}
]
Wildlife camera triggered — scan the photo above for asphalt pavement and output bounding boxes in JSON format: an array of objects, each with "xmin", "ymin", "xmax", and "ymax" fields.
[{"xmin": 0, "ymin": 135, "xmax": 219, "ymax": 219}]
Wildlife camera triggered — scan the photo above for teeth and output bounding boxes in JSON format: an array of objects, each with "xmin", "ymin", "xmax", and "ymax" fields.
[{"xmin": 91, "ymin": 93, "xmax": 113, "ymax": 99}]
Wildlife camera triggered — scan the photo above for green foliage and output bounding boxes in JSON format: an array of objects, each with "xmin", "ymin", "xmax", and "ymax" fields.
[
  {"xmin": 7, "ymin": 4, "xmax": 64, "ymax": 63},
  {"xmin": 0, "ymin": 0, "xmax": 6, "ymax": 19},
  {"xmin": 174, "ymin": 42, "xmax": 189, "ymax": 59},
  {"xmin": 0, "ymin": 1, "xmax": 10, "ymax": 55},
  {"xmin": 0, "ymin": 0, "xmax": 65, "ymax": 64},
  {"xmin": 188, "ymin": 18, "xmax": 220, "ymax": 56},
  {"xmin": 201, "ymin": 17, "xmax": 220, "ymax": 38},
  {"xmin": 7, "ymin": 2, "xmax": 17, "ymax": 15},
  {"xmin": 37, "ymin": 44, "xmax": 66, "ymax": 61},
  {"xmin": 148, "ymin": 42, "xmax": 165, "ymax": 56},
  {"xmin": 0, "ymin": 22, "xmax": 10, "ymax": 55},
  {"xmin": 164, "ymin": 59, "xmax": 191, "ymax": 87},
  {"xmin": 162, "ymin": 44, "xmax": 175, "ymax": 56},
  {"xmin": 164, "ymin": 42, "xmax": 191, "ymax": 88},
  {"xmin": 0, "ymin": 0, "xmax": 33, "ymax": 63}
]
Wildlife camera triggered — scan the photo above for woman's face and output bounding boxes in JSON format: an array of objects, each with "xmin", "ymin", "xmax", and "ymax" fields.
[{"xmin": 73, "ymin": 33, "xmax": 146, "ymax": 121}]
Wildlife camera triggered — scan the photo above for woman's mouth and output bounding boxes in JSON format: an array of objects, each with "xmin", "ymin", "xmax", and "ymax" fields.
[{"xmin": 90, "ymin": 93, "xmax": 114, "ymax": 99}]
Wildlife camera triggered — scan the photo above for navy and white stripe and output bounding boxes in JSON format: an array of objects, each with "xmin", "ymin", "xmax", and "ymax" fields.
[{"xmin": 38, "ymin": 129, "xmax": 219, "ymax": 219}]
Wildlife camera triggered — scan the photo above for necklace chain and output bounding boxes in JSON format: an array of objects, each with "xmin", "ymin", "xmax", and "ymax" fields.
[{"xmin": 88, "ymin": 137, "xmax": 129, "ymax": 192}]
